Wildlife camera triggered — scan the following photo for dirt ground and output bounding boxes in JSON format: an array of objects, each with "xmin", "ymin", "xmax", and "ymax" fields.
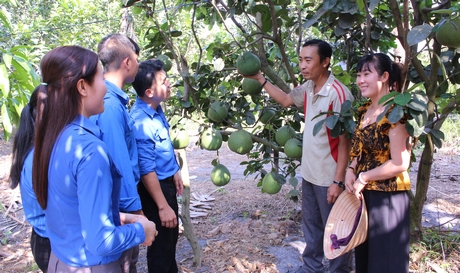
[{"xmin": 0, "ymin": 135, "xmax": 459, "ymax": 273}]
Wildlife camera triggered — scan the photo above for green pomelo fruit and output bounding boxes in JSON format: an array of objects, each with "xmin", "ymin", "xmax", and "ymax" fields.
[
  {"xmin": 228, "ymin": 130, "xmax": 253, "ymax": 154},
  {"xmin": 200, "ymin": 128, "xmax": 222, "ymax": 151},
  {"xmin": 436, "ymin": 18, "xmax": 460, "ymax": 48},
  {"xmin": 259, "ymin": 108, "xmax": 276, "ymax": 124},
  {"xmin": 171, "ymin": 130, "xmax": 190, "ymax": 149},
  {"xmin": 284, "ymin": 138, "xmax": 302, "ymax": 159},
  {"xmin": 237, "ymin": 51, "xmax": 261, "ymax": 76},
  {"xmin": 157, "ymin": 54, "xmax": 172, "ymax": 72},
  {"xmin": 262, "ymin": 172, "xmax": 282, "ymax": 194},
  {"xmin": 275, "ymin": 126, "xmax": 296, "ymax": 146},
  {"xmin": 207, "ymin": 102, "xmax": 228, "ymax": 123},
  {"xmin": 211, "ymin": 164, "xmax": 231, "ymax": 186},
  {"xmin": 242, "ymin": 78, "xmax": 262, "ymax": 95}
]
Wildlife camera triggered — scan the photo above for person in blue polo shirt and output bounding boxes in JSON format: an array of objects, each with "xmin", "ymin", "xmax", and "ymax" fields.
[
  {"xmin": 91, "ymin": 34, "xmax": 144, "ymax": 272},
  {"xmin": 131, "ymin": 59, "xmax": 184, "ymax": 273},
  {"xmin": 32, "ymin": 46, "xmax": 157, "ymax": 272},
  {"xmin": 9, "ymin": 87, "xmax": 50, "ymax": 272}
]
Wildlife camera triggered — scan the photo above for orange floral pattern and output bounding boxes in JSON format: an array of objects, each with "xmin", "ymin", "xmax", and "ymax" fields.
[{"xmin": 350, "ymin": 101, "xmax": 410, "ymax": 192}]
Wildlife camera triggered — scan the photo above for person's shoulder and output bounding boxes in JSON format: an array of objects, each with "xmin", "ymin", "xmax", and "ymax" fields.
[
  {"xmin": 327, "ymin": 74, "xmax": 352, "ymax": 99},
  {"xmin": 129, "ymin": 102, "xmax": 144, "ymax": 119}
]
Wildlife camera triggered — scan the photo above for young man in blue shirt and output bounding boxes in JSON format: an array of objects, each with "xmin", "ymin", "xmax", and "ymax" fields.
[
  {"xmin": 91, "ymin": 34, "xmax": 143, "ymax": 273},
  {"xmin": 131, "ymin": 59, "xmax": 184, "ymax": 273}
]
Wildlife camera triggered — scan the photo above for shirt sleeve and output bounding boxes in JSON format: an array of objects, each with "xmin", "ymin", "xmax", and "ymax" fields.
[
  {"xmin": 136, "ymin": 137, "xmax": 157, "ymax": 176},
  {"xmin": 77, "ymin": 143, "xmax": 145, "ymax": 256},
  {"xmin": 289, "ymin": 84, "xmax": 306, "ymax": 108},
  {"xmin": 94, "ymin": 103, "xmax": 142, "ymax": 212}
]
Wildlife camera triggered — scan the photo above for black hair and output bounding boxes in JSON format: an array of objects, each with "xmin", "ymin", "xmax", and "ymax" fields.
[
  {"xmin": 302, "ymin": 39, "xmax": 333, "ymax": 68},
  {"xmin": 132, "ymin": 59, "xmax": 165, "ymax": 97},
  {"xmin": 33, "ymin": 46, "xmax": 99, "ymax": 209},
  {"xmin": 356, "ymin": 53, "xmax": 403, "ymax": 92},
  {"xmin": 9, "ymin": 87, "xmax": 39, "ymax": 189},
  {"xmin": 97, "ymin": 34, "xmax": 140, "ymax": 72}
]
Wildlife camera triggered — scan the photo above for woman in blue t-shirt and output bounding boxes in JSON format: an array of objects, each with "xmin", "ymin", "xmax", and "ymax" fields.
[
  {"xmin": 32, "ymin": 46, "xmax": 157, "ymax": 272},
  {"xmin": 9, "ymin": 87, "xmax": 50, "ymax": 272}
]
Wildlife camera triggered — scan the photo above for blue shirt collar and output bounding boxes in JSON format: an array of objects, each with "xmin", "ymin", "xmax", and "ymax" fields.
[
  {"xmin": 105, "ymin": 80, "xmax": 129, "ymax": 105},
  {"xmin": 70, "ymin": 114, "xmax": 102, "ymax": 139},
  {"xmin": 134, "ymin": 97, "xmax": 164, "ymax": 118}
]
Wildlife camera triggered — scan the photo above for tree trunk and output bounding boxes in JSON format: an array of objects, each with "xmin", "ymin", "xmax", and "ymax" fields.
[
  {"xmin": 177, "ymin": 149, "xmax": 202, "ymax": 267},
  {"xmin": 410, "ymin": 135, "xmax": 434, "ymax": 241}
]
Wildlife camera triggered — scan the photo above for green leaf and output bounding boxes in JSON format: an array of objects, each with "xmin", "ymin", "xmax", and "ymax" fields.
[
  {"xmin": 430, "ymin": 128, "xmax": 445, "ymax": 141},
  {"xmin": 409, "ymin": 108, "xmax": 428, "ymax": 127},
  {"xmin": 181, "ymin": 100, "xmax": 191, "ymax": 108},
  {"xmin": 378, "ymin": 91, "xmax": 399, "ymax": 104},
  {"xmin": 394, "ymin": 92, "xmax": 412, "ymax": 106},
  {"xmin": 273, "ymin": 172, "xmax": 286, "ymax": 185},
  {"xmin": 323, "ymin": 0, "xmax": 338, "ymax": 10},
  {"xmin": 434, "ymin": 53, "xmax": 448, "ymax": 80},
  {"xmin": 406, "ymin": 82, "xmax": 425, "ymax": 92},
  {"xmin": 429, "ymin": 131, "xmax": 443, "ymax": 149},
  {"xmin": 131, "ymin": 6, "xmax": 143, "ymax": 15},
  {"xmin": 388, "ymin": 105, "xmax": 404, "ymax": 124},
  {"xmin": 340, "ymin": 100, "xmax": 353, "ymax": 114},
  {"xmin": 170, "ymin": 30, "xmax": 182, "ymax": 37},
  {"xmin": 289, "ymin": 177, "xmax": 298, "ymax": 188},
  {"xmin": 0, "ymin": 64, "xmax": 10, "ymax": 97},
  {"xmin": 343, "ymin": 118, "xmax": 356, "ymax": 133},
  {"xmin": 407, "ymin": 24, "xmax": 432, "ymax": 46},
  {"xmin": 0, "ymin": 7, "xmax": 11, "ymax": 31},
  {"xmin": 1, "ymin": 104, "xmax": 12, "ymax": 141},
  {"xmin": 245, "ymin": 111, "xmax": 256, "ymax": 125},
  {"xmin": 2, "ymin": 52, "xmax": 13, "ymax": 69},
  {"xmin": 369, "ymin": 0, "xmax": 380, "ymax": 11},
  {"xmin": 407, "ymin": 96, "xmax": 427, "ymax": 111},
  {"xmin": 431, "ymin": 9, "xmax": 454, "ymax": 15},
  {"xmin": 338, "ymin": 13, "xmax": 355, "ymax": 29},
  {"xmin": 406, "ymin": 119, "xmax": 425, "ymax": 138},
  {"xmin": 325, "ymin": 115, "xmax": 339, "ymax": 130},
  {"xmin": 330, "ymin": 122, "xmax": 342, "ymax": 138},
  {"xmin": 313, "ymin": 119, "xmax": 326, "ymax": 136},
  {"xmin": 376, "ymin": 105, "xmax": 390, "ymax": 123}
]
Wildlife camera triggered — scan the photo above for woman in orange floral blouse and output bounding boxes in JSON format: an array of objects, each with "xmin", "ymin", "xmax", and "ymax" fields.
[{"xmin": 345, "ymin": 53, "xmax": 411, "ymax": 273}]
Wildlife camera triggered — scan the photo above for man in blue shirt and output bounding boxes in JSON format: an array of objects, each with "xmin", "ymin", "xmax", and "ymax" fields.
[
  {"xmin": 131, "ymin": 59, "xmax": 184, "ymax": 273},
  {"xmin": 91, "ymin": 34, "xmax": 143, "ymax": 273}
]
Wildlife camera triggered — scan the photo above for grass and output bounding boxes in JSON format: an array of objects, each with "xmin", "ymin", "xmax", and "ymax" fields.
[
  {"xmin": 439, "ymin": 114, "xmax": 460, "ymax": 154},
  {"xmin": 410, "ymin": 228, "xmax": 460, "ymax": 272}
]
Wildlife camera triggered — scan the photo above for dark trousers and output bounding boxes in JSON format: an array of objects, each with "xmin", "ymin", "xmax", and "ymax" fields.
[
  {"xmin": 355, "ymin": 190, "xmax": 410, "ymax": 273},
  {"xmin": 138, "ymin": 176, "xmax": 179, "ymax": 273},
  {"xmin": 31, "ymin": 228, "xmax": 51, "ymax": 273},
  {"xmin": 300, "ymin": 180, "xmax": 353, "ymax": 273}
]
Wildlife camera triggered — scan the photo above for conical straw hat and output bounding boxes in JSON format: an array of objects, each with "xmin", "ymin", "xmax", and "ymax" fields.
[{"xmin": 324, "ymin": 191, "xmax": 368, "ymax": 259}]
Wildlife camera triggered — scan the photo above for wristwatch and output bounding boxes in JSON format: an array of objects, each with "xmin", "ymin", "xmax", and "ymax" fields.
[{"xmin": 333, "ymin": 180, "xmax": 344, "ymax": 188}]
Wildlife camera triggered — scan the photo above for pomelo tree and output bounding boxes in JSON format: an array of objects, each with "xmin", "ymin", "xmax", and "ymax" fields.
[{"xmin": 122, "ymin": 0, "xmax": 459, "ymax": 243}]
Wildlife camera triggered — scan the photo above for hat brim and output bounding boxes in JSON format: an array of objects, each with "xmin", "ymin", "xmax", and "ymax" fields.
[{"xmin": 324, "ymin": 191, "xmax": 368, "ymax": 260}]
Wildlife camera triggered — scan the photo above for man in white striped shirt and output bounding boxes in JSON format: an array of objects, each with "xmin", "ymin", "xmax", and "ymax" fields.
[{"xmin": 243, "ymin": 39, "xmax": 354, "ymax": 273}]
